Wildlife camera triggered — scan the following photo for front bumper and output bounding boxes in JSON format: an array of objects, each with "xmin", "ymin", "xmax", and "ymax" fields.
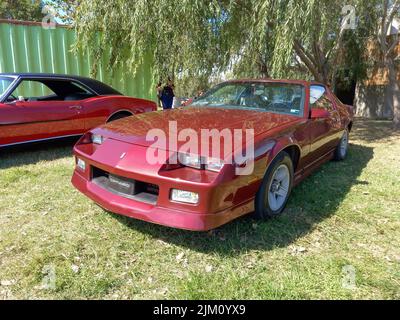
[{"xmin": 72, "ymin": 170, "xmax": 252, "ymax": 231}]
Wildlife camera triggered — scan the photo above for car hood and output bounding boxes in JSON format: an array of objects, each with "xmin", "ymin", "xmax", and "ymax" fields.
[{"xmin": 93, "ymin": 107, "xmax": 300, "ymax": 156}]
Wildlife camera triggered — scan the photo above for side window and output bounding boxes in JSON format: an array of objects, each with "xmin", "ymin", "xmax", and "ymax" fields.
[
  {"xmin": 8, "ymin": 79, "xmax": 94, "ymax": 102},
  {"xmin": 11, "ymin": 80, "xmax": 56, "ymax": 101},
  {"xmin": 310, "ymin": 85, "xmax": 334, "ymax": 112},
  {"xmin": 71, "ymin": 81, "xmax": 91, "ymax": 94}
]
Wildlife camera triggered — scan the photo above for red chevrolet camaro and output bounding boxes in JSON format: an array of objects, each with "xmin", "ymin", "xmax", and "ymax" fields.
[
  {"xmin": 72, "ymin": 79, "xmax": 353, "ymax": 231},
  {"xmin": 0, "ymin": 73, "xmax": 156, "ymax": 147}
]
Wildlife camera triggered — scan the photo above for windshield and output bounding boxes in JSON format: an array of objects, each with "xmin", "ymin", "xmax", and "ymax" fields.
[
  {"xmin": 191, "ymin": 82, "xmax": 305, "ymax": 117},
  {"xmin": 0, "ymin": 76, "xmax": 14, "ymax": 99}
]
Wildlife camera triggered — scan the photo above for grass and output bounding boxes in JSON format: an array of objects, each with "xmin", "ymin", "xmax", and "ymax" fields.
[{"xmin": 0, "ymin": 119, "xmax": 399, "ymax": 300}]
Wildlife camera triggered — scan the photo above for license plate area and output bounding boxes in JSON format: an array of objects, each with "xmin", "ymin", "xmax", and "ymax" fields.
[
  {"xmin": 108, "ymin": 174, "xmax": 135, "ymax": 195},
  {"xmin": 91, "ymin": 166, "xmax": 159, "ymax": 205}
]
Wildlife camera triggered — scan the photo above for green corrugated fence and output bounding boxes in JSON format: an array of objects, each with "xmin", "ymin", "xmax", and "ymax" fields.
[{"xmin": 0, "ymin": 20, "xmax": 155, "ymax": 101}]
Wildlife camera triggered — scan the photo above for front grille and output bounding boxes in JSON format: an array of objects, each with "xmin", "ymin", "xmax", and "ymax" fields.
[{"xmin": 91, "ymin": 166, "xmax": 159, "ymax": 205}]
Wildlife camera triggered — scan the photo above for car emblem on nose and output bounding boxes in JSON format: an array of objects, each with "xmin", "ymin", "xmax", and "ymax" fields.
[{"xmin": 120, "ymin": 152, "xmax": 126, "ymax": 159}]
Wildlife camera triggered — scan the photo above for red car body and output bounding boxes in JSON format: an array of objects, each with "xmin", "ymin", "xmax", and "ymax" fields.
[
  {"xmin": 71, "ymin": 79, "xmax": 353, "ymax": 231},
  {"xmin": 0, "ymin": 73, "xmax": 156, "ymax": 147}
]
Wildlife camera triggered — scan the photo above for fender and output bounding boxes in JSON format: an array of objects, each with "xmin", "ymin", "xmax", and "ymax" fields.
[
  {"xmin": 82, "ymin": 96, "xmax": 157, "ymax": 116},
  {"xmin": 106, "ymin": 109, "xmax": 134, "ymax": 122},
  {"xmin": 258, "ymin": 136, "xmax": 303, "ymax": 182},
  {"xmin": 233, "ymin": 135, "xmax": 302, "ymax": 175},
  {"xmin": 267, "ymin": 136, "xmax": 301, "ymax": 164}
]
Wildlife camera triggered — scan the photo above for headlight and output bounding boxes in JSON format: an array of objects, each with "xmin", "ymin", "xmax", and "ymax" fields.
[
  {"xmin": 177, "ymin": 153, "xmax": 224, "ymax": 172},
  {"xmin": 76, "ymin": 157, "xmax": 86, "ymax": 171},
  {"xmin": 205, "ymin": 158, "xmax": 224, "ymax": 172},
  {"xmin": 178, "ymin": 153, "xmax": 202, "ymax": 169},
  {"xmin": 171, "ymin": 189, "xmax": 199, "ymax": 204},
  {"xmin": 92, "ymin": 134, "xmax": 104, "ymax": 145}
]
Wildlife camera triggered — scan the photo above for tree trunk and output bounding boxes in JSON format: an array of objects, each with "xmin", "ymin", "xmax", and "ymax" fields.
[
  {"xmin": 385, "ymin": 58, "xmax": 400, "ymax": 128},
  {"xmin": 258, "ymin": 59, "xmax": 269, "ymax": 78}
]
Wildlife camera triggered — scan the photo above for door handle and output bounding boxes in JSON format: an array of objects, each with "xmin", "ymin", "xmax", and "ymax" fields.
[{"xmin": 69, "ymin": 105, "xmax": 82, "ymax": 110}]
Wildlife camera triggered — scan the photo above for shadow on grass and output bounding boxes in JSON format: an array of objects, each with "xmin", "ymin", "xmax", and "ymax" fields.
[
  {"xmin": 352, "ymin": 118, "xmax": 400, "ymax": 142},
  {"xmin": 0, "ymin": 137, "xmax": 78, "ymax": 170},
  {"xmin": 113, "ymin": 143, "xmax": 374, "ymax": 255}
]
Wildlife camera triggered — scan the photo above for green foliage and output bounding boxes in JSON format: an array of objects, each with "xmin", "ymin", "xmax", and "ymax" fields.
[
  {"xmin": 0, "ymin": 0, "xmax": 43, "ymax": 21},
  {"xmin": 74, "ymin": 1, "xmax": 221, "ymax": 82},
  {"xmin": 73, "ymin": 1, "xmax": 381, "ymax": 86},
  {"xmin": 271, "ymin": 0, "xmax": 377, "ymax": 83},
  {"xmin": 174, "ymin": 73, "xmax": 214, "ymax": 97}
]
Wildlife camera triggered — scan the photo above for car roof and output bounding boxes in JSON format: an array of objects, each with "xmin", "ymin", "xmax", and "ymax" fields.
[
  {"xmin": 224, "ymin": 78, "xmax": 326, "ymax": 87},
  {"xmin": 0, "ymin": 73, "xmax": 122, "ymax": 96}
]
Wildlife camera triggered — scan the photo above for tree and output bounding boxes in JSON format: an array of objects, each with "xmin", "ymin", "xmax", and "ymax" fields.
[
  {"xmin": 75, "ymin": 1, "xmax": 373, "ymax": 80},
  {"xmin": 76, "ymin": 0, "xmax": 396, "ymax": 124},
  {"xmin": 271, "ymin": 1, "xmax": 380, "ymax": 87},
  {"xmin": 0, "ymin": 0, "xmax": 43, "ymax": 21},
  {"xmin": 74, "ymin": 1, "xmax": 225, "ymax": 82},
  {"xmin": 377, "ymin": 0, "xmax": 400, "ymax": 128},
  {"xmin": 43, "ymin": 0, "xmax": 76, "ymax": 25}
]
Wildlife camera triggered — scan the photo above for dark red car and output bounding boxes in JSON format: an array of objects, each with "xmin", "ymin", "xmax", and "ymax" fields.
[
  {"xmin": 72, "ymin": 79, "xmax": 353, "ymax": 231},
  {"xmin": 0, "ymin": 73, "xmax": 156, "ymax": 147}
]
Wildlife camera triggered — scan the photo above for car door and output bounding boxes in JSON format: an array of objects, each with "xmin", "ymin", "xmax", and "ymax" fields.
[
  {"xmin": 307, "ymin": 85, "xmax": 342, "ymax": 162},
  {"xmin": 0, "ymin": 79, "xmax": 85, "ymax": 146}
]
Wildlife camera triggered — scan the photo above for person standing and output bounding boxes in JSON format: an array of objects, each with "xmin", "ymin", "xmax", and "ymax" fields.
[
  {"xmin": 161, "ymin": 79, "xmax": 175, "ymax": 110},
  {"xmin": 156, "ymin": 82, "xmax": 163, "ymax": 109}
]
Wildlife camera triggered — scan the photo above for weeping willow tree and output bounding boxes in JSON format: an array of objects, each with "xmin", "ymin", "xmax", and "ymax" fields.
[
  {"xmin": 73, "ymin": 1, "xmax": 224, "ymax": 86},
  {"xmin": 73, "ymin": 1, "xmax": 373, "ymax": 90}
]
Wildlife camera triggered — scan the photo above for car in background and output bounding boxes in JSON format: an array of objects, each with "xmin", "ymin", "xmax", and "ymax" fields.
[
  {"xmin": 0, "ymin": 73, "xmax": 156, "ymax": 147},
  {"xmin": 71, "ymin": 79, "xmax": 353, "ymax": 231},
  {"xmin": 180, "ymin": 97, "xmax": 193, "ymax": 107}
]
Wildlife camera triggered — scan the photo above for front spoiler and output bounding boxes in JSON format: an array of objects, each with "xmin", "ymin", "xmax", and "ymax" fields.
[{"xmin": 72, "ymin": 171, "xmax": 253, "ymax": 231}]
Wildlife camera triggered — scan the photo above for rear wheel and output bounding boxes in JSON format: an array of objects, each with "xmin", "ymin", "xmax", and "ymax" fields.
[
  {"xmin": 334, "ymin": 129, "xmax": 349, "ymax": 161},
  {"xmin": 254, "ymin": 152, "xmax": 294, "ymax": 219}
]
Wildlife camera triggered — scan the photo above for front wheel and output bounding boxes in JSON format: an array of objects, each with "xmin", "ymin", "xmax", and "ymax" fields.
[
  {"xmin": 334, "ymin": 129, "xmax": 349, "ymax": 161},
  {"xmin": 254, "ymin": 152, "xmax": 294, "ymax": 219}
]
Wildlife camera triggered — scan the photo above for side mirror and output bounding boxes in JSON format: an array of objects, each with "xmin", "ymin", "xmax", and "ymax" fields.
[{"xmin": 311, "ymin": 108, "xmax": 330, "ymax": 119}]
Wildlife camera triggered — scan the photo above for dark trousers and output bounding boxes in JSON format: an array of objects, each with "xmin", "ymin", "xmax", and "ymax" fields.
[{"xmin": 161, "ymin": 96, "xmax": 173, "ymax": 109}]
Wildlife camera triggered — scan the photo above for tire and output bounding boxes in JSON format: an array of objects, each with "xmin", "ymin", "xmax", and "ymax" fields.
[
  {"xmin": 254, "ymin": 151, "xmax": 294, "ymax": 219},
  {"xmin": 107, "ymin": 112, "xmax": 132, "ymax": 123},
  {"xmin": 333, "ymin": 129, "xmax": 349, "ymax": 161}
]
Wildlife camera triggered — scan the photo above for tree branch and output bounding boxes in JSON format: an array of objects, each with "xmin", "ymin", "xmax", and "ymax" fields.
[
  {"xmin": 387, "ymin": 34, "xmax": 399, "ymax": 57},
  {"xmin": 294, "ymin": 39, "xmax": 319, "ymax": 68},
  {"xmin": 385, "ymin": 0, "xmax": 400, "ymax": 36},
  {"xmin": 379, "ymin": 0, "xmax": 390, "ymax": 53},
  {"xmin": 293, "ymin": 40, "xmax": 322, "ymax": 81},
  {"xmin": 293, "ymin": 57, "xmax": 310, "ymax": 74},
  {"xmin": 326, "ymin": 20, "xmax": 349, "ymax": 86},
  {"xmin": 326, "ymin": 22, "xmax": 347, "ymax": 61}
]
